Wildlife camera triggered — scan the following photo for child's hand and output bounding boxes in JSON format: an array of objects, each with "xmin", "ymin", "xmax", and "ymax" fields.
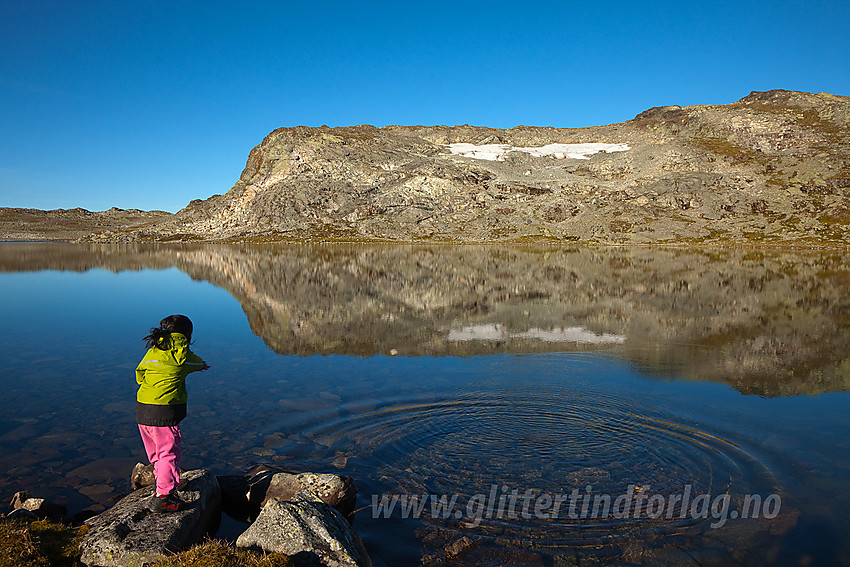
[{"xmin": 201, "ymin": 363, "xmax": 210, "ymax": 371}]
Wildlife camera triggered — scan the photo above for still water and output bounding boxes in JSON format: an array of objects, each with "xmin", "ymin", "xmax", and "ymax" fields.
[{"xmin": 0, "ymin": 243, "xmax": 848, "ymax": 566}]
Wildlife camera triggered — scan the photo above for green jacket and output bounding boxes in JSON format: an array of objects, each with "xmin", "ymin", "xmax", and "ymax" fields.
[{"xmin": 135, "ymin": 332, "xmax": 206, "ymax": 426}]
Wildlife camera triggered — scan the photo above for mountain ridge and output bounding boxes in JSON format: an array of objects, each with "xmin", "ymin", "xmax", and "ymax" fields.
[{"xmin": 3, "ymin": 89, "xmax": 848, "ymax": 245}]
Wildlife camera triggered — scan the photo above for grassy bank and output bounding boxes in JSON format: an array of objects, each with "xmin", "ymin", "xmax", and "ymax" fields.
[{"xmin": 0, "ymin": 518, "xmax": 292, "ymax": 567}]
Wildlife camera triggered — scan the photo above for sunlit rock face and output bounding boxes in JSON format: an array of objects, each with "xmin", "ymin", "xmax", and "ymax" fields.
[
  {"xmin": 67, "ymin": 89, "xmax": 847, "ymax": 247},
  {"xmin": 3, "ymin": 242, "xmax": 849, "ymax": 396}
]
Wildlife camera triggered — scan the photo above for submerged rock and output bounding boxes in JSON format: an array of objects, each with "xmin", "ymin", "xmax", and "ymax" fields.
[
  {"xmin": 445, "ymin": 536, "xmax": 475, "ymax": 559},
  {"xmin": 236, "ymin": 490, "xmax": 371, "ymax": 567},
  {"xmin": 79, "ymin": 469, "xmax": 221, "ymax": 567}
]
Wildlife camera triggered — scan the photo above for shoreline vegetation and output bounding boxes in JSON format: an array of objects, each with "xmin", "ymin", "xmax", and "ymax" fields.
[
  {"xmin": 3, "ymin": 229, "xmax": 849, "ymax": 250},
  {"xmin": 0, "ymin": 517, "xmax": 293, "ymax": 567}
]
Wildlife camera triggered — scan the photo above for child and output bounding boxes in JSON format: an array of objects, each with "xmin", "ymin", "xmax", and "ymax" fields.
[{"xmin": 135, "ymin": 314, "xmax": 209, "ymax": 513}]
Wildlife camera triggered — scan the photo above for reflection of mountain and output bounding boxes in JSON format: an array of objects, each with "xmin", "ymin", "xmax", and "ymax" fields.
[{"xmin": 2, "ymin": 243, "xmax": 849, "ymax": 396}]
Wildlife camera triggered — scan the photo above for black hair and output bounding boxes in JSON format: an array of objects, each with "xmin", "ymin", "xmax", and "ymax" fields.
[{"xmin": 143, "ymin": 314, "xmax": 194, "ymax": 350}]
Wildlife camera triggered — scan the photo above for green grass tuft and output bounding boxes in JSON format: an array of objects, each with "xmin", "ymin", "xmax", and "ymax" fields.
[
  {"xmin": 0, "ymin": 519, "xmax": 292, "ymax": 567},
  {"xmin": 0, "ymin": 518, "xmax": 86, "ymax": 567},
  {"xmin": 150, "ymin": 540, "xmax": 293, "ymax": 567}
]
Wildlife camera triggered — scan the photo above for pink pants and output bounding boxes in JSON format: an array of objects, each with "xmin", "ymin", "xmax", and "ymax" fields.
[{"xmin": 138, "ymin": 424, "xmax": 181, "ymax": 496}]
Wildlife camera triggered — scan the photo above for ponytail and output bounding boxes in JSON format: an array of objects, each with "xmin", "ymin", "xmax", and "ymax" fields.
[
  {"xmin": 143, "ymin": 327, "xmax": 172, "ymax": 350},
  {"xmin": 143, "ymin": 314, "xmax": 194, "ymax": 350}
]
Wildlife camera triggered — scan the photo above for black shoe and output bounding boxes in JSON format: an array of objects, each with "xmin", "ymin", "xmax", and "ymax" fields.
[{"xmin": 150, "ymin": 492, "xmax": 186, "ymax": 513}]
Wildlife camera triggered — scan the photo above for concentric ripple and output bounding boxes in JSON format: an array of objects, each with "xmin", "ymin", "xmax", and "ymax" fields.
[
  {"xmin": 280, "ymin": 383, "xmax": 781, "ymax": 558},
  {"xmin": 250, "ymin": 353, "xmax": 791, "ymax": 564}
]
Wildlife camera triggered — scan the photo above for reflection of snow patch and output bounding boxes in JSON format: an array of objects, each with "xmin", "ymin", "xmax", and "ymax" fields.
[
  {"xmin": 448, "ymin": 324, "xmax": 625, "ymax": 344},
  {"xmin": 513, "ymin": 327, "xmax": 626, "ymax": 343},
  {"xmin": 446, "ymin": 142, "xmax": 630, "ymax": 162},
  {"xmin": 448, "ymin": 324, "xmax": 506, "ymax": 341}
]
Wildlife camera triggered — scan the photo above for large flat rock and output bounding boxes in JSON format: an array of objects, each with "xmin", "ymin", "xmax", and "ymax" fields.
[{"xmin": 79, "ymin": 468, "xmax": 221, "ymax": 567}]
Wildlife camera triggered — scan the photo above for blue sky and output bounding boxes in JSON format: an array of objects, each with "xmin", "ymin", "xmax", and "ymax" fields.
[{"xmin": 1, "ymin": 1, "xmax": 848, "ymax": 213}]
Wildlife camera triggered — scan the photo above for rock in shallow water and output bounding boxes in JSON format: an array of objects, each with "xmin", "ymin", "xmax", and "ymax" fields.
[
  {"xmin": 236, "ymin": 490, "xmax": 371, "ymax": 567},
  {"xmin": 9, "ymin": 489, "xmax": 68, "ymax": 520},
  {"xmin": 261, "ymin": 471, "xmax": 356, "ymax": 519},
  {"xmin": 130, "ymin": 462, "xmax": 156, "ymax": 491},
  {"xmin": 79, "ymin": 469, "xmax": 221, "ymax": 567},
  {"xmin": 217, "ymin": 466, "xmax": 356, "ymax": 523}
]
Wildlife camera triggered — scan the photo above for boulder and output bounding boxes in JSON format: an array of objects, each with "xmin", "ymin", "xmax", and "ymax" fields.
[
  {"xmin": 9, "ymin": 490, "xmax": 67, "ymax": 520},
  {"xmin": 218, "ymin": 465, "xmax": 356, "ymax": 522},
  {"xmin": 10, "ymin": 490, "xmax": 28, "ymax": 509},
  {"xmin": 260, "ymin": 472, "xmax": 356, "ymax": 519},
  {"xmin": 79, "ymin": 469, "xmax": 221, "ymax": 567},
  {"xmin": 21, "ymin": 497, "xmax": 68, "ymax": 519},
  {"xmin": 445, "ymin": 536, "xmax": 475, "ymax": 559},
  {"xmin": 130, "ymin": 462, "xmax": 156, "ymax": 490},
  {"xmin": 131, "ymin": 462, "xmax": 186, "ymax": 490},
  {"xmin": 236, "ymin": 490, "xmax": 371, "ymax": 567}
]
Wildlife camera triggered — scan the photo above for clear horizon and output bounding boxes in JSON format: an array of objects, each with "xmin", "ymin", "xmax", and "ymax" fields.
[{"xmin": 2, "ymin": 1, "xmax": 848, "ymax": 213}]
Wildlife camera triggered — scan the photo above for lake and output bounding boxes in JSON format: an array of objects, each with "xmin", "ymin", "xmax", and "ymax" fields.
[{"xmin": 0, "ymin": 242, "xmax": 848, "ymax": 566}]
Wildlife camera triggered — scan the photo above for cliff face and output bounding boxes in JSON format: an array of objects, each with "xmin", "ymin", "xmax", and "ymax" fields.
[{"xmin": 89, "ymin": 89, "xmax": 849, "ymax": 245}]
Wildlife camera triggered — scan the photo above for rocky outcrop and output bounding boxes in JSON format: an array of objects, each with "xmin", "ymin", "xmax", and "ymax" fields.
[
  {"xmin": 236, "ymin": 490, "xmax": 371, "ymax": 567},
  {"xmin": 71, "ymin": 89, "xmax": 850, "ymax": 246},
  {"xmin": 79, "ymin": 469, "xmax": 221, "ymax": 567}
]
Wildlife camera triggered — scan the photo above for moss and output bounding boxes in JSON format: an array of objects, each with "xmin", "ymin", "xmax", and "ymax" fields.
[
  {"xmin": 0, "ymin": 518, "xmax": 86, "ymax": 567},
  {"xmin": 150, "ymin": 540, "xmax": 292, "ymax": 567},
  {"xmin": 0, "ymin": 519, "xmax": 294, "ymax": 567}
]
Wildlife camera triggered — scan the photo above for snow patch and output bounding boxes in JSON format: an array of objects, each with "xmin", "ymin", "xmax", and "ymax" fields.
[{"xmin": 446, "ymin": 142, "xmax": 630, "ymax": 161}]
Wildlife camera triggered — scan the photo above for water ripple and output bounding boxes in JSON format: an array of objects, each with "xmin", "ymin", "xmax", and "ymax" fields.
[{"xmin": 279, "ymin": 384, "xmax": 780, "ymax": 553}]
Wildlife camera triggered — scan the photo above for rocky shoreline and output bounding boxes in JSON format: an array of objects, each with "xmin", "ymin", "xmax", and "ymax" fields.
[{"xmin": 6, "ymin": 464, "xmax": 370, "ymax": 567}]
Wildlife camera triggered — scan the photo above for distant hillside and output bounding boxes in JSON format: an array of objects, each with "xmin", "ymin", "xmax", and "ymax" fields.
[
  {"xmin": 0, "ymin": 207, "xmax": 172, "ymax": 241},
  {"xmin": 5, "ymin": 89, "xmax": 849, "ymax": 245}
]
